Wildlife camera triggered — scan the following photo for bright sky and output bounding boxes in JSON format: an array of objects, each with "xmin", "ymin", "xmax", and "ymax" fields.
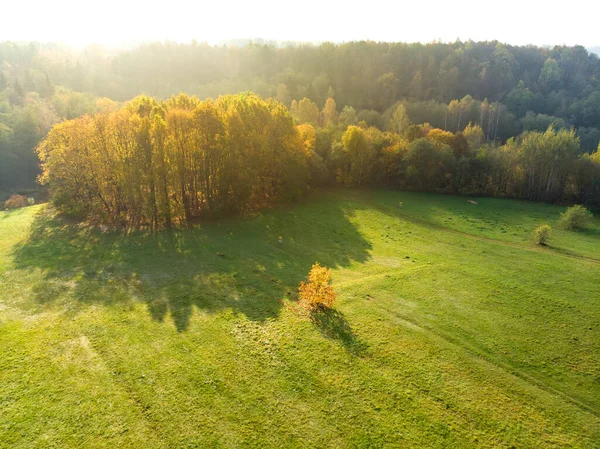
[{"xmin": 3, "ymin": 0, "xmax": 599, "ymax": 48}]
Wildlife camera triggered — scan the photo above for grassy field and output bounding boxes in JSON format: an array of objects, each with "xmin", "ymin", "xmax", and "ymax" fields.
[{"xmin": 1, "ymin": 190, "xmax": 599, "ymax": 448}]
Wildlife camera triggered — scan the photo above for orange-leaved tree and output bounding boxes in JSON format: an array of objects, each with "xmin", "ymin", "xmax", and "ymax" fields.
[{"xmin": 298, "ymin": 262, "xmax": 336, "ymax": 310}]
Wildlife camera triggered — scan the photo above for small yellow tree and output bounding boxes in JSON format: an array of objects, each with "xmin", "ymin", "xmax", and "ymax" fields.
[
  {"xmin": 533, "ymin": 224, "xmax": 552, "ymax": 245},
  {"xmin": 298, "ymin": 262, "xmax": 336, "ymax": 310}
]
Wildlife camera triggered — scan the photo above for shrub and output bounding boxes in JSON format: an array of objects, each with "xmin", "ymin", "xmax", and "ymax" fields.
[
  {"xmin": 4, "ymin": 194, "xmax": 29, "ymax": 210},
  {"xmin": 298, "ymin": 262, "xmax": 336, "ymax": 310},
  {"xmin": 533, "ymin": 224, "xmax": 552, "ymax": 245},
  {"xmin": 559, "ymin": 205, "xmax": 593, "ymax": 230}
]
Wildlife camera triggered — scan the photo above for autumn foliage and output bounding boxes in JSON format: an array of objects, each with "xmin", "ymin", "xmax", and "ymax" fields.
[
  {"xmin": 36, "ymin": 91, "xmax": 600, "ymax": 229},
  {"xmin": 533, "ymin": 224, "xmax": 552, "ymax": 245},
  {"xmin": 4, "ymin": 194, "xmax": 29, "ymax": 210},
  {"xmin": 37, "ymin": 93, "xmax": 311, "ymax": 228},
  {"xmin": 298, "ymin": 263, "xmax": 337, "ymax": 310}
]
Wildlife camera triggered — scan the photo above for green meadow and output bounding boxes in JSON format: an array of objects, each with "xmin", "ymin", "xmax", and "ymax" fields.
[{"xmin": 1, "ymin": 190, "xmax": 599, "ymax": 448}]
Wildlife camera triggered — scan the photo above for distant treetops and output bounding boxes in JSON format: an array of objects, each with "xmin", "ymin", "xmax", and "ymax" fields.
[{"xmin": 37, "ymin": 93, "xmax": 313, "ymax": 229}]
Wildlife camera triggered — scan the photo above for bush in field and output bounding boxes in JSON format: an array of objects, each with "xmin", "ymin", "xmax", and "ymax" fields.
[
  {"xmin": 533, "ymin": 224, "xmax": 552, "ymax": 245},
  {"xmin": 559, "ymin": 205, "xmax": 593, "ymax": 230},
  {"xmin": 4, "ymin": 194, "xmax": 29, "ymax": 210},
  {"xmin": 298, "ymin": 263, "xmax": 336, "ymax": 310}
]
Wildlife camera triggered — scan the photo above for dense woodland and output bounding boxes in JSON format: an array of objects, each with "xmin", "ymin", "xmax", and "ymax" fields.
[
  {"xmin": 38, "ymin": 94, "xmax": 311, "ymax": 227},
  {"xmin": 38, "ymin": 90, "xmax": 600, "ymax": 228},
  {"xmin": 3, "ymin": 40, "xmax": 600, "ymax": 219}
]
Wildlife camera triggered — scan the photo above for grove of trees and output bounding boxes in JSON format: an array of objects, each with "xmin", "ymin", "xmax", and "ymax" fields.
[{"xmin": 37, "ymin": 94, "xmax": 312, "ymax": 228}]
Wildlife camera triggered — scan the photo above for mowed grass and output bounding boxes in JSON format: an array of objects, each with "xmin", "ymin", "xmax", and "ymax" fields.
[{"xmin": 1, "ymin": 190, "xmax": 599, "ymax": 448}]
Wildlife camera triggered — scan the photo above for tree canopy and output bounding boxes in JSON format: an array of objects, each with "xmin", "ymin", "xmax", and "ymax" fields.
[
  {"xmin": 37, "ymin": 93, "xmax": 310, "ymax": 228},
  {"xmin": 2, "ymin": 40, "xmax": 600, "ymax": 214}
]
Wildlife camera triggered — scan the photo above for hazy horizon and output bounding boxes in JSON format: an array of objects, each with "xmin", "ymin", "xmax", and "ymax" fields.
[
  {"xmin": 2, "ymin": 38, "xmax": 600, "ymax": 53},
  {"xmin": 3, "ymin": 0, "xmax": 600, "ymax": 49}
]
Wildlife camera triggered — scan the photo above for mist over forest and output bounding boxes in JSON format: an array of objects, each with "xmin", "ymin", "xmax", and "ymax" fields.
[{"xmin": 1, "ymin": 40, "xmax": 600, "ymax": 192}]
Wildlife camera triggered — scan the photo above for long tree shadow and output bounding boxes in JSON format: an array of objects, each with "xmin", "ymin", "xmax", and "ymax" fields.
[
  {"xmin": 12, "ymin": 195, "xmax": 372, "ymax": 331},
  {"xmin": 309, "ymin": 306, "xmax": 368, "ymax": 356}
]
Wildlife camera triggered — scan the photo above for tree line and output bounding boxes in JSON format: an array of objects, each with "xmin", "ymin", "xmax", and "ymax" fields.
[
  {"xmin": 291, "ymin": 96, "xmax": 600, "ymax": 206},
  {"xmin": 37, "ymin": 93, "xmax": 600, "ymax": 228},
  {"xmin": 3, "ymin": 40, "xmax": 600, "ymax": 190}
]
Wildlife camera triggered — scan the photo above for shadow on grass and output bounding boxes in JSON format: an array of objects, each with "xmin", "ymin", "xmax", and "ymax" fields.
[
  {"xmin": 12, "ymin": 196, "xmax": 372, "ymax": 331},
  {"xmin": 310, "ymin": 305, "xmax": 368, "ymax": 356},
  {"xmin": 545, "ymin": 243, "xmax": 600, "ymax": 262}
]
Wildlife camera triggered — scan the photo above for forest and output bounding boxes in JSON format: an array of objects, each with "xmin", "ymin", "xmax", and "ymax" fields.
[
  {"xmin": 37, "ymin": 91, "xmax": 600, "ymax": 227},
  {"xmin": 2, "ymin": 40, "xmax": 600, "ymax": 216}
]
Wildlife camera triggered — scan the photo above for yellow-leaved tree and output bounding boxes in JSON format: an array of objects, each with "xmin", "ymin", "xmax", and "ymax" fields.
[
  {"xmin": 37, "ymin": 93, "xmax": 311, "ymax": 229},
  {"xmin": 321, "ymin": 97, "xmax": 338, "ymax": 127},
  {"xmin": 298, "ymin": 263, "xmax": 336, "ymax": 310}
]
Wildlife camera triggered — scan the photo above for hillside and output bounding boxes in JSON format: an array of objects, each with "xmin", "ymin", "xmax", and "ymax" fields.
[{"xmin": 1, "ymin": 190, "xmax": 599, "ymax": 447}]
